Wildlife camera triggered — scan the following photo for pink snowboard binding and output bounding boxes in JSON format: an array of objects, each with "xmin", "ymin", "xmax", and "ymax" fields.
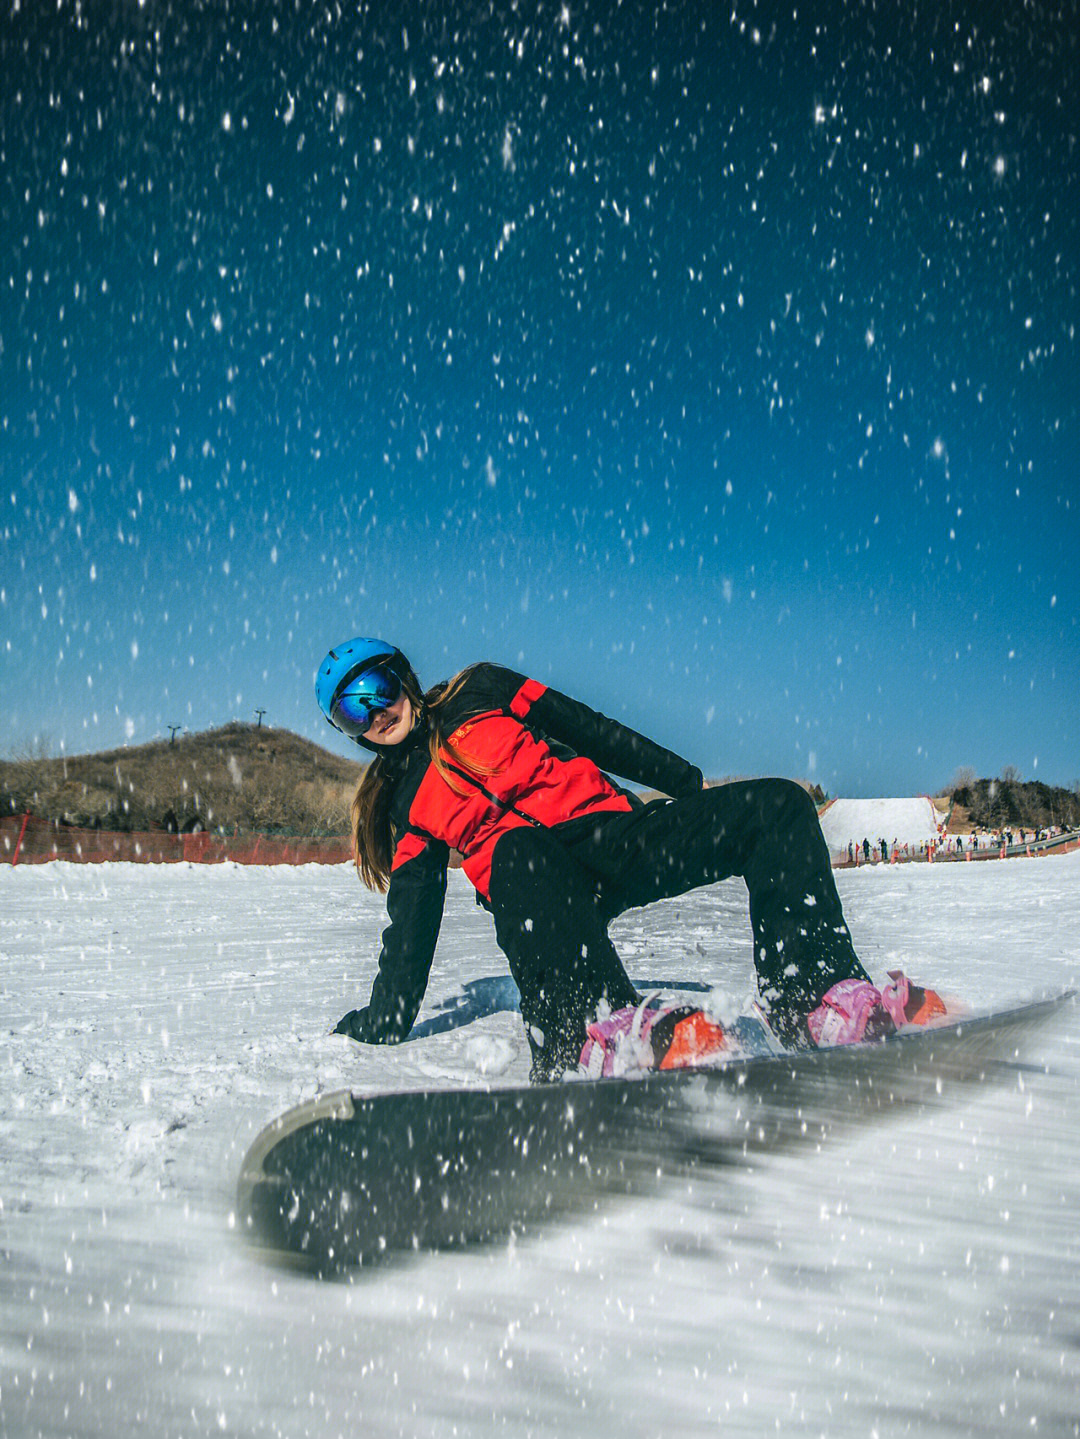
[
  {"xmin": 807, "ymin": 971, "xmax": 950, "ymax": 1047},
  {"xmin": 578, "ymin": 994, "xmax": 727, "ymax": 1078}
]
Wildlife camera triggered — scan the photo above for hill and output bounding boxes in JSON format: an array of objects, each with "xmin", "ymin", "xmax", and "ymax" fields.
[{"xmin": 0, "ymin": 724, "xmax": 365, "ymax": 836}]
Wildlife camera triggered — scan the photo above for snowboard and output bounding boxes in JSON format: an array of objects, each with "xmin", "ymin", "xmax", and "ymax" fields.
[{"xmin": 236, "ymin": 990, "xmax": 1072, "ymax": 1272}]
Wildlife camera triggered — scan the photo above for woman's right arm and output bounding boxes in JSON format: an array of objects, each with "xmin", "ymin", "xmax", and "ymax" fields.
[{"xmin": 333, "ymin": 831, "xmax": 449, "ymax": 1043}]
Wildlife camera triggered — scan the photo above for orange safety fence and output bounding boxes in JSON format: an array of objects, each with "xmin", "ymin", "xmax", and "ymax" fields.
[
  {"xmin": 832, "ymin": 831, "xmax": 1080, "ymax": 867},
  {"xmin": 2, "ymin": 813, "xmax": 352, "ymax": 866}
]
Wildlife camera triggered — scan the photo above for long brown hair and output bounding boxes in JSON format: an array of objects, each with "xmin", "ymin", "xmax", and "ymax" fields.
[{"xmin": 350, "ymin": 663, "xmax": 495, "ymax": 890}]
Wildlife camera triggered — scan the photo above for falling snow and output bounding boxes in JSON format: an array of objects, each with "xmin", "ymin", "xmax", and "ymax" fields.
[{"xmin": 0, "ymin": 2, "xmax": 1074, "ymax": 794}]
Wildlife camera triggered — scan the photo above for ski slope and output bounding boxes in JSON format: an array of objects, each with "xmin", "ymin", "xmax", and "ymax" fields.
[
  {"xmin": 819, "ymin": 794, "xmax": 941, "ymax": 851},
  {"xmin": 2, "ymin": 856, "xmax": 1078, "ymax": 1438}
]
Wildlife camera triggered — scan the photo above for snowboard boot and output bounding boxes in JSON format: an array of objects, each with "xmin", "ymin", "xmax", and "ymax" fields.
[
  {"xmin": 578, "ymin": 995, "xmax": 727, "ymax": 1078},
  {"xmin": 651, "ymin": 1007, "xmax": 729, "ymax": 1070},
  {"xmin": 806, "ymin": 970, "xmax": 949, "ymax": 1047},
  {"xmin": 880, "ymin": 970, "xmax": 950, "ymax": 1028}
]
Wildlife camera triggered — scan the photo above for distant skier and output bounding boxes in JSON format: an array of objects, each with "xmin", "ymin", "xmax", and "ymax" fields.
[{"xmin": 317, "ymin": 637, "xmax": 947, "ymax": 1080}]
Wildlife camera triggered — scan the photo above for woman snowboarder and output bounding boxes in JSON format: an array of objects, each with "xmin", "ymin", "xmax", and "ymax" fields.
[{"xmin": 317, "ymin": 637, "xmax": 945, "ymax": 1080}]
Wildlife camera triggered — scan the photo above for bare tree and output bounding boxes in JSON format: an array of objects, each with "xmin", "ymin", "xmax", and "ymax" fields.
[{"xmin": 948, "ymin": 765, "xmax": 977, "ymax": 794}]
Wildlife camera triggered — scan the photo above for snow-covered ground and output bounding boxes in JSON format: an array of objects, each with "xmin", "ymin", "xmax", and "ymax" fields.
[
  {"xmin": 819, "ymin": 795, "xmax": 941, "ymax": 851},
  {"xmin": 2, "ymin": 854, "xmax": 1078, "ymax": 1438}
]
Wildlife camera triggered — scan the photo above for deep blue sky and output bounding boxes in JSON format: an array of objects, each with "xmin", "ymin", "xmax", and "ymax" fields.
[{"xmin": 2, "ymin": 1, "xmax": 1077, "ymax": 796}]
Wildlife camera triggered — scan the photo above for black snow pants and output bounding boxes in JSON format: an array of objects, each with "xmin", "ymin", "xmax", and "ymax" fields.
[{"xmin": 485, "ymin": 777, "xmax": 869, "ymax": 1079}]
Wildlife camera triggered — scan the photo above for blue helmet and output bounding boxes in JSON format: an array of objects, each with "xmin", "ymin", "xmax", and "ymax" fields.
[{"xmin": 315, "ymin": 637, "xmax": 411, "ymax": 743}]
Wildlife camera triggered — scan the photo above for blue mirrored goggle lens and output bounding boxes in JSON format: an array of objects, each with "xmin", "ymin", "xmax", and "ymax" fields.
[{"xmin": 330, "ymin": 666, "xmax": 402, "ymax": 738}]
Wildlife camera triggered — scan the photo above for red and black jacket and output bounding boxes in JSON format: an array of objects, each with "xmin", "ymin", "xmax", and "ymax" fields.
[{"xmin": 346, "ymin": 663, "xmax": 703, "ymax": 1043}]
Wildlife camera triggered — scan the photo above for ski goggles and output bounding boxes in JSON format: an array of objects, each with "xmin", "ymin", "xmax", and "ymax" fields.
[{"xmin": 329, "ymin": 662, "xmax": 403, "ymax": 739}]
